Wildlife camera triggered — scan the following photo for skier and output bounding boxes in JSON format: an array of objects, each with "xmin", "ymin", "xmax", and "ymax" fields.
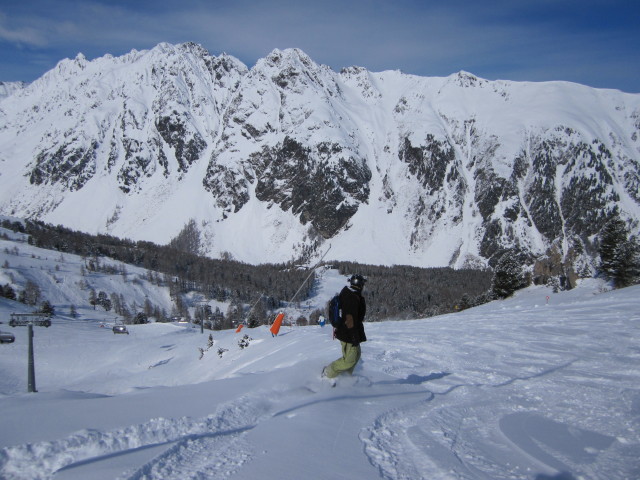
[{"xmin": 322, "ymin": 274, "xmax": 367, "ymax": 380}]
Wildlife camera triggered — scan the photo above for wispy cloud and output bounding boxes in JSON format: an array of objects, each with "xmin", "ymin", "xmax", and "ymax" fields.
[
  {"xmin": 0, "ymin": 0, "xmax": 638, "ymax": 91},
  {"xmin": 0, "ymin": 13, "xmax": 47, "ymax": 47}
]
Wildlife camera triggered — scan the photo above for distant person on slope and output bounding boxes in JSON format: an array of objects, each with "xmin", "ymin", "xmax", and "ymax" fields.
[{"xmin": 322, "ymin": 274, "xmax": 367, "ymax": 379}]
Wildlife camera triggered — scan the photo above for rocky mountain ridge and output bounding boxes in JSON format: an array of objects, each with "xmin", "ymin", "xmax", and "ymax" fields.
[
  {"xmin": 1, "ymin": 42, "xmax": 639, "ymax": 279},
  {"xmin": 0, "ymin": 81, "xmax": 26, "ymax": 100}
]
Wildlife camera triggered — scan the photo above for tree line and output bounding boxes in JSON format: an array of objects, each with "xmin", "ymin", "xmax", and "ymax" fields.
[
  {"xmin": 1, "ymin": 218, "xmax": 499, "ymax": 323},
  {"xmin": 1, "ymin": 219, "xmax": 315, "ymax": 309},
  {"xmin": 327, "ymin": 261, "xmax": 493, "ymax": 320},
  {"xmin": 6, "ymin": 215, "xmax": 634, "ymax": 327}
]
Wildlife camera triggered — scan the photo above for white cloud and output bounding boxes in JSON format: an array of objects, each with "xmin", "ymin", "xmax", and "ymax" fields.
[
  {"xmin": 0, "ymin": 13, "xmax": 47, "ymax": 47},
  {"xmin": 0, "ymin": 0, "xmax": 637, "ymax": 91}
]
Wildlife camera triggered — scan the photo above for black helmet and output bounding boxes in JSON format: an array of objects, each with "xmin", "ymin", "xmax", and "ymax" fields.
[{"xmin": 349, "ymin": 274, "xmax": 367, "ymax": 289}]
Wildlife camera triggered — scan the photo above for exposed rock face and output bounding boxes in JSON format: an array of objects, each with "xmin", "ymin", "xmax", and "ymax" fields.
[
  {"xmin": 400, "ymin": 135, "xmax": 455, "ymax": 195},
  {"xmin": 0, "ymin": 44, "xmax": 639, "ymax": 269},
  {"xmin": 30, "ymin": 140, "xmax": 98, "ymax": 191},
  {"xmin": 156, "ymin": 111, "xmax": 206, "ymax": 174},
  {"xmin": 251, "ymin": 137, "xmax": 371, "ymax": 237}
]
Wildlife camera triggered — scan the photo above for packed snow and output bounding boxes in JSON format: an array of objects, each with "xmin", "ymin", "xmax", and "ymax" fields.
[{"xmin": 0, "ymin": 233, "xmax": 639, "ymax": 480}]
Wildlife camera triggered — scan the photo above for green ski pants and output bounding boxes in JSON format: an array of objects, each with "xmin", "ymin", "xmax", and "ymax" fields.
[{"xmin": 325, "ymin": 341, "xmax": 361, "ymax": 378}]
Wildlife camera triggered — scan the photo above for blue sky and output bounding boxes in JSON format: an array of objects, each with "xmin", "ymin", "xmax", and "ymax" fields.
[{"xmin": 1, "ymin": 0, "xmax": 639, "ymax": 92}]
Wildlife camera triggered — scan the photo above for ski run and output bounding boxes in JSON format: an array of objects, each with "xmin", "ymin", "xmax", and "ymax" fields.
[{"xmin": 0, "ymin": 232, "xmax": 639, "ymax": 480}]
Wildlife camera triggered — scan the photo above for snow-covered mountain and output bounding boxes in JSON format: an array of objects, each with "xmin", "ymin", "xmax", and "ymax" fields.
[
  {"xmin": 1, "ymin": 42, "xmax": 639, "ymax": 275},
  {"xmin": 0, "ymin": 81, "xmax": 27, "ymax": 100}
]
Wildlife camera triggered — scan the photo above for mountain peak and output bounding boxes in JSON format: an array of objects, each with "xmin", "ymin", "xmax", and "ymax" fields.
[
  {"xmin": 340, "ymin": 66, "xmax": 367, "ymax": 75},
  {"xmin": 176, "ymin": 41, "xmax": 214, "ymax": 59},
  {"xmin": 262, "ymin": 48, "xmax": 316, "ymax": 71},
  {"xmin": 448, "ymin": 70, "xmax": 486, "ymax": 88},
  {"xmin": 0, "ymin": 81, "xmax": 27, "ymax": 100},
  {"xmin": 0, "ymin": 42, "xmax": 638, "ymax": 273}
]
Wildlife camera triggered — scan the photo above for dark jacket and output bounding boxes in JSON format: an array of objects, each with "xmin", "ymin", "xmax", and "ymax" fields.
[{"xmin": 335, "ymin": 286, "xmax": 367, "ymax": 345}]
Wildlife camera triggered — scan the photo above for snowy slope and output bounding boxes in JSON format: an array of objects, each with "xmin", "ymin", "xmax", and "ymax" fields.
[
  {"xmin": 1, "ymin": 43, "xmax": 639, "ymax": 272},
  {"xmin": 0, "ymin": 236, "xmax": 638, "ymax": 479},
  {"xmin": 0, "ymin": 231, "xmax": 174, "ymax": 324},
  {"xmin": 0, "ymin": 82, "xmax": 26, "ymax": 100}
]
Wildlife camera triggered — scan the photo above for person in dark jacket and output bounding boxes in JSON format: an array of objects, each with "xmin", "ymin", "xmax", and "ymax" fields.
[{"xmin": 322, "ymin": 274, "xmax": 367, "ymax": 379}]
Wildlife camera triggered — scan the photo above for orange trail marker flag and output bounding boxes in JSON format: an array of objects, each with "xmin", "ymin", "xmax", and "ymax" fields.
[
  {"xmin": 269, "ymin": 245, "xmax": 331, "ymax": 338},
  {"xmin": 270, "ymin": 312, "xmax": 285, "ymax": 336}
]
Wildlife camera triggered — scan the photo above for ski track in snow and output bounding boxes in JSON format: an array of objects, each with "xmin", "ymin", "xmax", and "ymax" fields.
[
  {"xmin": 119, "ymin": 396, "xmax": 271, "ymax": 480},
  {"xmin": 4, "ymin": 308, "xmax": 639, "ymax": 480},
  {"xmin": 360, "ymin": 301, "xmax": 639, "ymax": 480},
  {"xmin": 1, "ymin": 393, "xmax": 274, "ymax": 480},
  {"xmin": 1, "ymin": 269, "xmax": 639, "ymax": 479}
]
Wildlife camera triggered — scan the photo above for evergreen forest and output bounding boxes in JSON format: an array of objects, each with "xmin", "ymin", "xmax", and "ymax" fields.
[{"xmin": 1, "ymin": 218, "xmax": 497, "ymax": 326}]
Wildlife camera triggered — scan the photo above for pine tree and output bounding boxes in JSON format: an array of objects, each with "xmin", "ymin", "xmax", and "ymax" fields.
[
  {"xmin": 616, "ymin": 239, "xmax": 640, "ymax": 287},
  {"xmin": 97, "ymin": 291, "xmax": 112, "ymax": 311},
  {"xmin": 211, "ymin": 307, "xmax": 225, "ymax": 330},
  {"xmin": 111, "ymin": 293, "xmax": 122, "ymax": 315},
  {"xmin": 599, "ymin": 218, "xmax": 627, "ymax": 278},
  {"xmin": 40, "ymin": 300, "xmax": 55, "ymax": 316},
  {"xmin": 598, "ymin": 217, "xmax": 640, "ymax": 288},
  {"xmin": 225, "ymin": 300, "xmax": 242, "ymax": 329},
  {"xmin": 492, "ymin": 250, "xmax": 528, "ymax": 299},
  {"xmin": 133, "ymin": 312, "xmax": 148, "ymax": 324},
  {"xmin": 169, "ymin": 218, "xmax": 201, "ymax": 255},
  {"xmin": 89, "ymin": 289, "xmax": 97, "ymax": 309},
  {"xmin": 21, "ymin": 280, "xmax": 41, "ymax": 306},
  {"xmin": 246, "ymin": 299, "xmax": 267, "ymax": 328},
  {"xmin": 1, "ymin": 283, "xmax": 16, "ymax": 300},
  {"xmin": 143, "ymin": 298, "xmax": 154, "ymax": 318}
]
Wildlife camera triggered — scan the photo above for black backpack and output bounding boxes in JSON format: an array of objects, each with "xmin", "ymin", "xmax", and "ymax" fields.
[{"xmin": 328, "ymin": 293, "xmax": 343, "ymax": 328}]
